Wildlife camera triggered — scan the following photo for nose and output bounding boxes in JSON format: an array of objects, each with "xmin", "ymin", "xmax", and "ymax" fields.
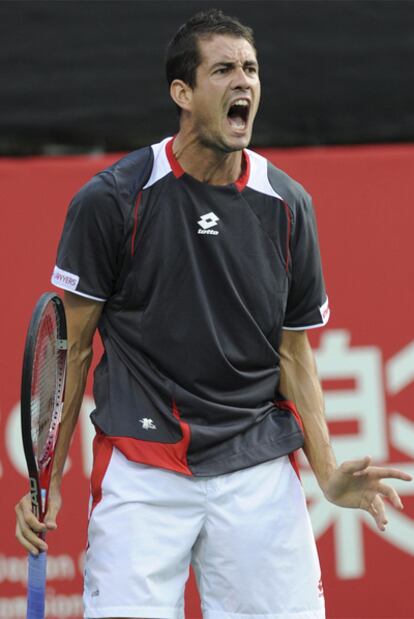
[{"xmin": 231, "ymin": 64, "xmax": 251, "ymax": 90}]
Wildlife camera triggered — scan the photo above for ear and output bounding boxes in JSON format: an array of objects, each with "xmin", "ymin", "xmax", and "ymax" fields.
[{"xmin": 170, "ymin": 79, "xmax": 193, "ymax": 113}]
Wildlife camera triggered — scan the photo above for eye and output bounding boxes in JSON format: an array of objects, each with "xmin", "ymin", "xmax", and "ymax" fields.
[{"xmin": 215, "ymin": 67, "xmax": 229, "ymax": 75}]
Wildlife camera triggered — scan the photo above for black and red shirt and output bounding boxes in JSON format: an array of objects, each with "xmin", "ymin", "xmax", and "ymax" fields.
[{"xmin": 52, "ymin": 137, "xmax": 329, "ymax": 476}]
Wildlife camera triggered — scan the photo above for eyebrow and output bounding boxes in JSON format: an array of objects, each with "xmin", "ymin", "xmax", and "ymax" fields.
[{"xmin": 211, "ymin": 60, "xmax": 258, "ymax": 70}]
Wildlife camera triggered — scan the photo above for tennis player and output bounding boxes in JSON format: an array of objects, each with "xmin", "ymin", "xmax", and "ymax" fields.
[{"xmin": 16, "ymin": 9, "xmax": 411, "ymax": 619}]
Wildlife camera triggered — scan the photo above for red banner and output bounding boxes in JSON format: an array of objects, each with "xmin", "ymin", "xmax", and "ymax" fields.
[{"xmin": 1, "ymin": 144, "xmax": 413, "ymax": 618}]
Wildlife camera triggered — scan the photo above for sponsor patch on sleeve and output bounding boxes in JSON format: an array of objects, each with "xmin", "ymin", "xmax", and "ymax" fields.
[
  {"xmin": 52, "ymin": 265, "xmax": 79, "ymax": 291},
  {"xmin": 319, "ymin": 297, "xmax": 330, "ymax": 325}
]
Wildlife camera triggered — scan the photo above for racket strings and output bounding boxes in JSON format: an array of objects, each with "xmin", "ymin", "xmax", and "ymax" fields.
[{"xmin": 31, "ymin": 306, "xmax": 60, "ymax": 465}]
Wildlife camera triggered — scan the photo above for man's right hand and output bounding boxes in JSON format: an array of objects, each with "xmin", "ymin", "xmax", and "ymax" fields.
[{"xmin": 15, "ymin": 488, "xmax": 62, "ymax": 555}]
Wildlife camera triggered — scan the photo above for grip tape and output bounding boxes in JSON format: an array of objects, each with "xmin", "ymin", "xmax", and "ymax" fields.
[{"xmin": 27, "ymin": 551, "xmax": 47, "ymax": 619}]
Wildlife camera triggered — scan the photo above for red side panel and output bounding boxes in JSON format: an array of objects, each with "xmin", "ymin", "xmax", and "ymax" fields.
[
  {"xmin": 288, "ymin": 451, "xmax": 301, "ymax": 481},
  {"xmin": 107, "ymin": 401, "xmax": 192, "ymax": 476},
  {"xmin": 276, "ymin": 399, "xmax": 303, "ymax": 480},
  {"xmin": 90, "ymin": 431, "xmax": 114, "ymax": 515},
  {"xmin": 277, "ymin": 398, "xmax": 304, "ymax": 432}
]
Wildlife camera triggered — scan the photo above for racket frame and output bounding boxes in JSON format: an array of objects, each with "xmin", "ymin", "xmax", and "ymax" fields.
[{"xmin": 21, "ymin": 292, "xmax": 67, "ymax": 521}]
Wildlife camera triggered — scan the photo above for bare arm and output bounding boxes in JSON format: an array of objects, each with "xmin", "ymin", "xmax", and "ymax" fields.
[
  {"xmin": 279, "ymin": 329, "xmax": 412, "ymax": 531},
  {"xmin": 15, "ymin": 291, "xmax": 103, "ymax": 554},
  {"xmin": 49, "ymin": 292, "xmax": 103, "ymax": 495},
  {"xmin": 279, "ymin": 329, "xmax": 337, "ymax": 487}
]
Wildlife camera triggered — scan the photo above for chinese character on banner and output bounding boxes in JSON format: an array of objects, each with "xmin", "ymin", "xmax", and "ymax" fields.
[{"xmin": 302, "ymin": 330, "xmax": 414, "ymax": 579}]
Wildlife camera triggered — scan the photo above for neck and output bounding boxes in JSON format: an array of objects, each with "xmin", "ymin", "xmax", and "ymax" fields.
[{"xmin": 173, "ymin": 129, "xmax": 244, "ymax": 185}]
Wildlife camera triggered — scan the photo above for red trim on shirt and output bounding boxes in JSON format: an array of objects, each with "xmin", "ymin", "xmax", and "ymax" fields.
[
  {"xmin": 275, "ymin": 399, "xmax": 303, "ymax": 480},
  {"xmin": 166, "ymin": 137, "xmax": 250, "ymax": 190},
  {"xmin": 131, "ymin": 191, "xmax": 142, "ymax": 257},
  {"xmin": 102, "ymin": 401, "xmax": 192, "ymax": 476},
  {"xmin": 90, "ymin": 431, "xmax": 114, "ymax": 515},
  {"xmin": 288, "ymin": 451, "xmax": 301, "ymax": 481},
  {"xmin": 166, "ymin": 137, "xmax": 185, "ymax": 178},
  {"xmin": 277, "ymin": 399, "xmax": 304, "ymax": 432},
  {"xmin": 282, "ymin": 202, "xmax": 291, "ymax": 272},
  {"xmin": 172, "ymin": 399, "xmax": 191, "ymax": 461},
  {"xmin": 234, "ymin": 150, "xmax": 250, "ymax": 192}
]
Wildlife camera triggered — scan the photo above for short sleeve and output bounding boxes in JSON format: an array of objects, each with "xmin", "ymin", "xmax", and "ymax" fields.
[
  {"xmin": 51, "ymin": 172, "xmax": 124, "ymax": 301},
  {"xmin": 283, "ymin": 193, "xmax": 330, "ymax": 330}
]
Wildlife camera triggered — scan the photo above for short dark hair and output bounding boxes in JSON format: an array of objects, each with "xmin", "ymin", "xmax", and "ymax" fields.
[{"xmin": 166, "ymin": 9, "xmax": 256, "ymax": 89}]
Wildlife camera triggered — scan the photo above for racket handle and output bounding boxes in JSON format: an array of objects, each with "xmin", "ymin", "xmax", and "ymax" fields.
[{"xmin": 27, "ymin": 551, "xmax": 47, "ymax": 619}]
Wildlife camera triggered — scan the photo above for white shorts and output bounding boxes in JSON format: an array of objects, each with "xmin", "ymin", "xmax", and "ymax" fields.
[{"xmin": 84, "ymin": 445, "xmax": 324, "ymax": 619}]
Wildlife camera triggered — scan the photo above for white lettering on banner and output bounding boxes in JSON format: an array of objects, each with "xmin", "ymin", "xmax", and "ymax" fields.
[
  {"xmin": 0, "ymin": 555, "xmax": 75, "ymax": 585},
  {"xmin": 386, "ymin": 340, "xmax": 414, "ymax": 395},
  {"xmin": 301, "ymin": 330, "xmax": 414, "ymax": 579},
  {"xmin": 0, "ymin": 594, "xmax": 83, "ymax": 619},
  {"xmin": 45, "ymin": 592, "xmax": 83, "ymax": 619},
  {"xmin": 0, "ymin": 597, "xmax": 26, "ymax": 619},
  {"xmin": 315, "ymin": 330, "xmax": 387, "ymax": 462}
]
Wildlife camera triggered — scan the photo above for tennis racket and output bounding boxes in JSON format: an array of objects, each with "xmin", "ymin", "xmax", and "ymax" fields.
[{"xmin": 21, "ymin": 293, "xmax": 67, "ymax": 619}]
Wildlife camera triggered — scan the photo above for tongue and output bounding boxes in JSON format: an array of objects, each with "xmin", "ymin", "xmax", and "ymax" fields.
[{"xmin": 228, "ymin": 114, "xmax": 246, "ymax": 129}]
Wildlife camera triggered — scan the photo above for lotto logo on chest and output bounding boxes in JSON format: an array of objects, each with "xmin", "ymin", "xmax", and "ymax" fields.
[{"xmin": 197, "ymin": 212, "xmax": 220, "ymax": 235}]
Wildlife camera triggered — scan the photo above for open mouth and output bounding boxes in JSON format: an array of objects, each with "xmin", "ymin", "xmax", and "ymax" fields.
[{"xmin": 227, "ymin": 99, "xmax": 250, "ymax": 131}]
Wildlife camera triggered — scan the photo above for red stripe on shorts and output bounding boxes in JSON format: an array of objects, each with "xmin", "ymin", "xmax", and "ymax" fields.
[{"xmin": 90, "ymin": 430, "xmax": 114, "ymax": 515}]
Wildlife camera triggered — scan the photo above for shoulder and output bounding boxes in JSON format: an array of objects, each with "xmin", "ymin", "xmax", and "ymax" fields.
[
  {"xmin": 246, "ymin": 148, "xmax": 311, "ymax": 211},
  {"xmin": 104, "ymin": 137, "xmax": 174, "ymax": 194},
  {"xmin": 105, "ymin": 145, "xmax": 154, "ymax": 196},
  {"xmin": 68, "ymin": 145, "xmax": 155, "ymax": 217}
]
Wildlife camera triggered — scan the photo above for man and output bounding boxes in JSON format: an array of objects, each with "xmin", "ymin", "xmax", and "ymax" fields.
[{"xmin": 15, "ymin": 9, "xmax": 411, "ymax": 619}]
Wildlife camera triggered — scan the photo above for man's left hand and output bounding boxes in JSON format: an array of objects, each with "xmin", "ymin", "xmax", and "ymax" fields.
[{"xmin": 322, "ymin": 456, "xmax": 412, "ymax": 531}]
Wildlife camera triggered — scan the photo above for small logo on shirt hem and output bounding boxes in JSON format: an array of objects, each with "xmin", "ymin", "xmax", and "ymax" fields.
[{"xmin": 139, "ymin": 418, "xmax": 157, "ymax": 430}]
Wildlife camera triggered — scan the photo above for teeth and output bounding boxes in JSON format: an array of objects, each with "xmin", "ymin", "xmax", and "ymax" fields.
[{"xmin": 232, "ymin": 99, "xmax": 249, "ymax": 107}]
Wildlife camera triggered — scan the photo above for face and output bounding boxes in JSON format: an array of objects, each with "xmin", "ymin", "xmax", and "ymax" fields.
[{"xmin": 185, "ymin": 34, "xmax": 261, "ymax": 152}]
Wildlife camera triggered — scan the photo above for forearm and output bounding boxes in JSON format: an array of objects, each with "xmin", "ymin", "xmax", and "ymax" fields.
[
  {"xmin": 49, "ymin": 343, "xmax": 93, "ymax": 490},
  {"xmin": 279, "ymin": 329, "xmax": 336, "ymax": 492},
  {"xmin": 49, "ymin": 292, "xmax": 103, "ymax": 492}
]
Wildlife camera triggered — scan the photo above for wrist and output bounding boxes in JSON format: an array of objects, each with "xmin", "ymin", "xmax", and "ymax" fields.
[
  {"xmin": 49, "ymin": 470, "xmax": 63, "ymax": 494},
  {"xmin": 305, "ymin": 452, "xmax": 337, "ymax": 495}
]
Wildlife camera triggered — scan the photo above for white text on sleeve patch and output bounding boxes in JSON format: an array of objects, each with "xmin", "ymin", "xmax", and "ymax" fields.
[{"xmin": 52, "ymin": 265, "xmax": 80, "ymax": 291}]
